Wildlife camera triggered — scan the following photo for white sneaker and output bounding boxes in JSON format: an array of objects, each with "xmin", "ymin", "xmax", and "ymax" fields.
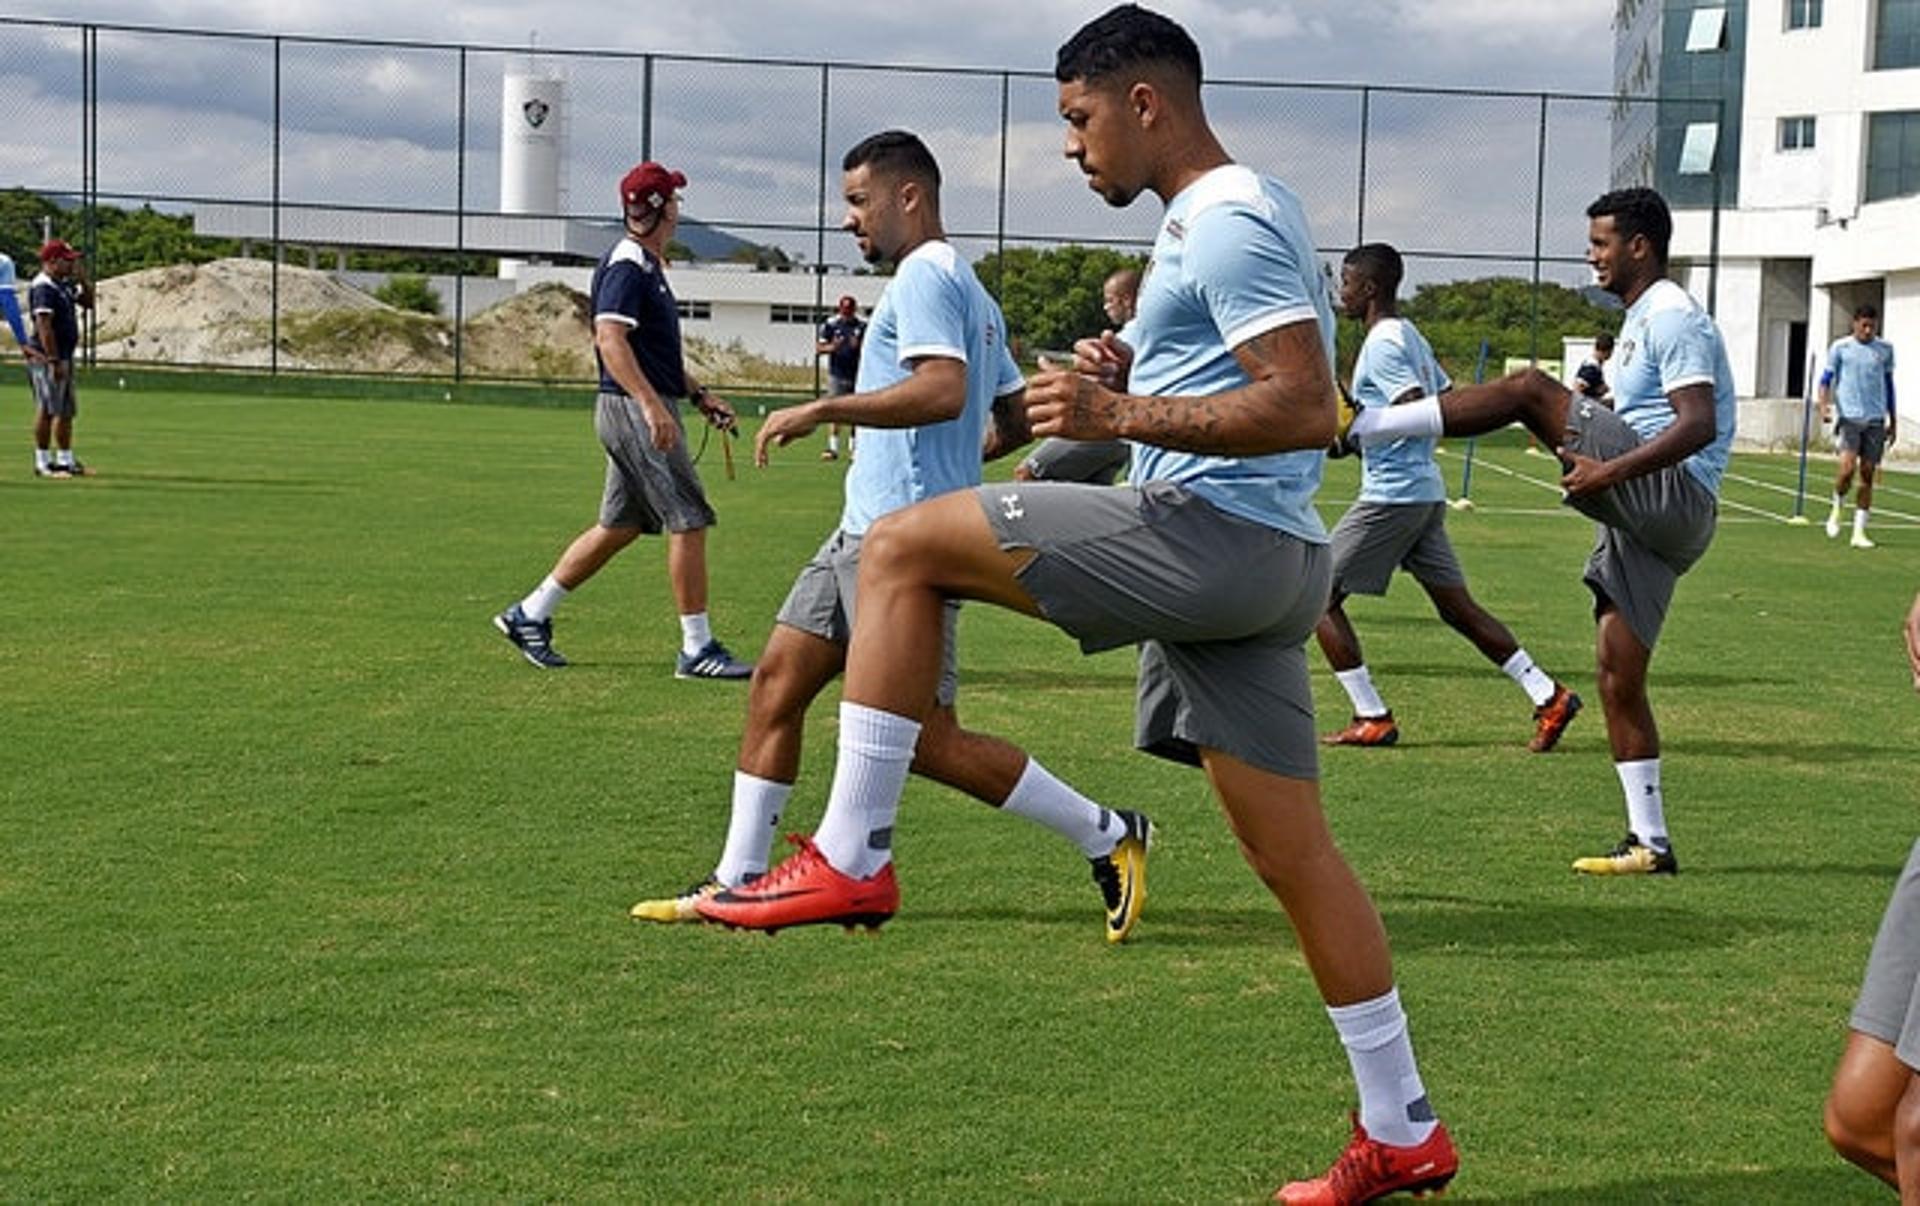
[
  {"xmin": 1851, "ymin": 532, "xmax": 1876, "ymax": 549},
  {"xmin": 1824, "ymin": 514, "xmax": 1841, "ymax": 539}
]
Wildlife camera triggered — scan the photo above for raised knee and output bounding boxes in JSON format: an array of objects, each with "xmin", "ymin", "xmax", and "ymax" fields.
[{"xmin": 1825, "ymin": 1092, "xmax": 1891, "ymax": 1168}]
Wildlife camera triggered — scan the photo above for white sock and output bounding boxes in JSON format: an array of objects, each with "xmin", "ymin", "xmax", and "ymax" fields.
[
  {"xmin": 1350, "ymin": 396, "xmax": 1442, "ymax": 445},
  {"xmin": 1855, "ymin": 507, "xmax": 1871, "ymax": 537},
  {"xmin": 680, "ymin": 612, "xmax": 714, "ymax": 656},
  {"xmin": 827, "ymin": 433, "xmax": 841, "ymax": 453},
  {"xmin": 1335, "ymin": 666, "xmax": 1389, "ymax": 718},
  {"xmin": 55, "ymin": 448, "xmax": 74, "ymax": 467},
  {"xmin": 812, "ymin": 702, "xmax": 920, "ymax": 879},
  {"xmin": 1829, "ymin": 494, "xmax": 1845, "ymax": 521},
  {"xmin": 34, "ymin": 448, "xmax": 49, "ymax": 470},
  {"xmin": 715, "ymin": 771, "xmax": 791, "ymax": 887},
  {"xmin": 999, "ymin": 758, "xmax": 1120, "ymax": 858},
  {"xmin": 1328, "ymin": 987, "xmax": 1437, "ymax": 1149},
  {"xmin": 519, "ymin": 574, "xmax": 568, "ymax": 622},
  {"xmin": 1616, "ymin": 758, "xmax": 1667, "ymax": 846},
  {"xmin": 1500, "ymin": 648, "xmax": 1557, "ymax": 707}
]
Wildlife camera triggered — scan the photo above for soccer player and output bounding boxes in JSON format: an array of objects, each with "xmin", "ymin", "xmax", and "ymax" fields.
[
  {"xmin": 494, "ymin": 161, "xmax": 752, "ymax": 680},
  {"xmin": 1818, "ymin": 304, "xmax": 1896, "ymax": 549},
  {"xmin": 814, "ymin": 294, "xmax": 864, "ymax": 461},
  {"xmin": 700, "ymin": 9, "xmax": 1458, "ymax": 1201},
  {"xmin": 629, "ymin": 130, "xmax": 1151, "ymax": 941},
  {"xmin": 1346, "ymin": 187, "xmax": 1736, "ymax": 876},
  {"xmin": 1014, "ymin": 264, "xmax": 1138, "ymax": 486},
  {"xmin": 1317, "ymin": 242, "xmax": 1581, "ymax": 752},
  {"xmin": 1822, "ymin": 591, "xmax": 1920, "ymax": 1196},
  {"xmin": 26, "ymin": 240, "xmax": 94, "ymax": 479}
]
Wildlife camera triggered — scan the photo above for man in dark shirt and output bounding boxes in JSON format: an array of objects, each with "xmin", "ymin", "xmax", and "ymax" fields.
[
  {"xmin": 1573, "ymin": 332, "xmax": 1613, "ymax": 406},
  {"xmin": 27, "ymin": 239, "xmax": 94, "ymax": 478},
  {"xmin": 814, "ymin": 294, "xmax": 865, "ymax": 460},
  {"xmin": 493, "ymin": 161, "xmax": 752, "ymax": 679}
]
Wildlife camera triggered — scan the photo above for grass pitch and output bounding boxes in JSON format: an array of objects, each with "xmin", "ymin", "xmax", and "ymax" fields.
[{"xmin": 3, "ymin": 382, "xmax": 1916, "ymax": 1201}]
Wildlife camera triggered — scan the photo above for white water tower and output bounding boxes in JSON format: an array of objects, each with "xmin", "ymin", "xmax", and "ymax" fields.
[{"xmin": 499, "ymin": 68, "xmax": 565, "ymax": 278}]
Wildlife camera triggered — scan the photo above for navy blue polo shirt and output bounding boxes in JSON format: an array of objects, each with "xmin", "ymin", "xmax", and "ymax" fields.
[
  {"xmin": 28, "ymin": 271, "xmax": 82, "ymax": 361},
  {"xmin": 590, "ymin": 238, "xmax": 687, "ymax": 399}
]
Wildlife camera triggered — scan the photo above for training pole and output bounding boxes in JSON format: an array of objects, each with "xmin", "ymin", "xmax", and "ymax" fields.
[
  {"xmin": 1787, "ymin": 350, "xmax": 1816, "ymax": 524},
  {"xmin": 1452, "ymin": 339, "xmax": 1490, "ymax": 511}
]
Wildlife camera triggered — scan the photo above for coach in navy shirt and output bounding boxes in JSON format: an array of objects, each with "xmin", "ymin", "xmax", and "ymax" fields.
[{"xmin": 27, "ymin": 239, "xmax": 92, "ymax": 478}]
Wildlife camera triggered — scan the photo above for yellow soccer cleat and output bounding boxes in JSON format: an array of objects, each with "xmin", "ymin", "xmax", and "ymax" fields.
[
  {"xmin": 1572, "ymin": 833, "xmax": 1678, "ymax": 876},
  {"xmin": 1090, "ymin": 810, "xmax": 1153, "ymax": 944}
]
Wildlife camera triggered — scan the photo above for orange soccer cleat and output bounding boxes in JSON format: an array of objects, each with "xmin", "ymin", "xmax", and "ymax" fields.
[
  {"xmin": 1527, "ymin": 685, "xmax": 1582, "ymax": 753},
  {"xmin": 1276, "ymin": 1114, "xmax": 1458, "ymax": 1205},
  {"xmin": 1321, "ymin": 713, "xmax": 1400, "ymax": 748},
  {"xmin": 695, "ymin": 835, "xmax": 899, "ymax": 933}
]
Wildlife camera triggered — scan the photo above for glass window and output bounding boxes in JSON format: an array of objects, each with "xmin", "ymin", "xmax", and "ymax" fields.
[
  {"xmin": 1679, "ymin": 121, "xmax": 1720, "ymax": 173},
  {"xmin": 1865, "ymin": 110, "xmax": 1920, "ymax": 202},
  {"xmin": 1878, "ymin": 0, "xmax": 1920, "ymax": 70},
  {"xmin": 1778, "ymin": 115, "xmax": 1817, "ymax": 150},
  {"xmin": 1787, "ymin": 0, "xmax": 1822, "ymax": 30},
  {"xmin": 1686, "ymin": 6, "xmax": 1728, "ymax": 51},
  {"xmin": 676, "ymin": 300, "xmax": 711, "ymax": 321}
]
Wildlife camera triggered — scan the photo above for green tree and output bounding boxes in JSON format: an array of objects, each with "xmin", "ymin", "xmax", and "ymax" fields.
[
  {"xmin": 972, "ymin": 244, "xmax": 1144, "ymax": 356},
  {"xmin": 1400, "ymin": 276, "xmax": 1620, "ymax": 382},
  {"xmin": 374, "ymin": 275, "xmax": 442, "ymax": 315}
]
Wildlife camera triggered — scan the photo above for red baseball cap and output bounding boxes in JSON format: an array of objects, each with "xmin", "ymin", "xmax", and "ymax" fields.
[
  {"xmin": 39, "ymin": 239, "xmax": 81, "ymax": 262},
  {"xmin": 619, "ymin": 162, "xmax": 687, "ymax": 215}
]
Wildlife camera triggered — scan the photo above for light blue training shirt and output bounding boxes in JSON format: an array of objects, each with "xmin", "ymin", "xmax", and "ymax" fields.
[
  {"xmin": 1126, "ymin": 164, "xmax": 1333, "ymax": 544},
  {"xmin": 1609, "ymin": 278, "xmax": 1738, "ymax": 495},
  {"xmin": 1824, "ymin": 336, "xmax": 1895, "ymax": 423},
  {"xmin": 841, "ymin": 240, "xmax": 1022, "ymax": 536},
  {"xmin": 1351, "ymin": 316, "xmax": 1450, "ymax": 505}
]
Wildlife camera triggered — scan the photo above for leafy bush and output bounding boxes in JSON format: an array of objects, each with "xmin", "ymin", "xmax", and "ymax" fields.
[{"xmin": 374, "ymin": 275, "xmax": 442, "ymax": 315}]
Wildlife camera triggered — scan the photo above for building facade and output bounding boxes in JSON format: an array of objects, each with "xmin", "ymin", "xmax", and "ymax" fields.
[{"xmin": 1614, "ymin": 0, "xmax": 1920, "ymax": 452}]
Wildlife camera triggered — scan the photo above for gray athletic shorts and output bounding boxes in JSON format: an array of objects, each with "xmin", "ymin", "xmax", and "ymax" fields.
[
  {"xmin": 594, "ymin": 392, "xmax": 717, "ymax": 534},
  {"xmin": 979, "ymin": 479, "xmax": 1330, "ymax": 779},
  {"xmin": 1019, "ymin": 438, "xmax": 1129, "ymax": 486},
  {"xmin": 1851, "ymin": 838, "xmax": 1920, "ymax": 1070},
  {"xmin": 29, "ymin": 361, "xmax": 76, "ymax": 419},
  {"xmin": 827, "ymin": 373, "xmax": 855, "ymax": 398},
  {"xmin": 1836, "ymin": 419, "xmax": 1888, "ymax": 465},
  {"xmin": 1329, "ymin": 501, "xmax": 1466, "ymax": 597},
  {"xmin": 774, "ymin": 528, "xmax": 960, "ymax": 707},
  {"xmin": 1562, "ymin": 398, "xmax": 1717, "ymax": 650}
]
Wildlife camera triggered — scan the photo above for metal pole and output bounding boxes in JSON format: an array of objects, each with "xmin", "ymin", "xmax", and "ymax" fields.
[
  {"xmin": 1355, "ymin": 86, "xmax": 1370, "ymax": 246},
  {"xmin": 811, "ymin": 63, "xmax": 830, "ymax": 401},
  {"xmin": 82, "ymin": 24, "xmax": 96, "ymax": 366},
  {"xmin": 1789, "ymin": 347, "xmax": 1816, "ymax": 523},
  {"xmin": 271, "ymin": 36, "xmax": 282, "ymax": 378},
  {"xmin": 1528, "ymin": 93, "xmax": 1548, "ymax": 366},
  {"xmin": 994, "ymin": 71, "xmax": 1009, "ymax": 299},
  {"xmin": 640, "ymin": 55, "xmax": 654, "ymax": 162},
  {"xmin": 454, "ymin": 47, "xmax": 467, "ymax": 388},
  {"xmin": 1456, "ymin": 338, "xmax": 1489, "ymax": 508}
]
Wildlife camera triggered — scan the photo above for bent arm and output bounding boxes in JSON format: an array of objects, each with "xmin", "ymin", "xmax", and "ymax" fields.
[
  {"xmin": 1105, "ymin": 319, "xmax": 1335, "ymax": 455},
  {"xmin": 1598, "ymin": 383, "xmax": 1716, "ymax": 484},
  {"xmin": 811, "ymin": 355, "xmax": 966, "ymax": 430}
]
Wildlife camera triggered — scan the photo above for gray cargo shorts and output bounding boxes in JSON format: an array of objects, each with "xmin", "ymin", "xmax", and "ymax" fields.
[
  {"xmin": 29, "ymin": 361, "xmax": 76, "ymax": 419},
  {"xmin": 1836, "ymin": 418, "xmax": 1888, "ymax": 465},
  {"xmin": 1329, "ymin": 501, "xmax": 1466, "ymax": 597},
  {"xmin": 595, "ymin": 391, "xmax": 717, "ymax": 534},
  {"xmin": 774, "ymin": 528, "xmax": 960, "ymax": 707},
  {"xmin": 1852, "ymin": 838, "xmax": 1920, "ymax": 1070}
]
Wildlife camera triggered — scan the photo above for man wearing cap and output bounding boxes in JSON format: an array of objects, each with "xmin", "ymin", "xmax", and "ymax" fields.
[
  {"xmin": 494, "ymin": 161, "xmax": 753, "ymax": 679},
  {"xmin": 27, "ymin": 240, "xmax": 93, "ymax": 479},
  {"xmin": 814, "ymin": 294, "xmax": 865, "ymax": 460}
]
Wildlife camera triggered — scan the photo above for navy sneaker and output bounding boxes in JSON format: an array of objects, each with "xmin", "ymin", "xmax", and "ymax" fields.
[
  {"xmin": 494, "ymin": 603, "xmax": 567, "ymax": 668},
  {"xmin": 675, "ymin": 640, "xmax": 752, "ymax": 680}
]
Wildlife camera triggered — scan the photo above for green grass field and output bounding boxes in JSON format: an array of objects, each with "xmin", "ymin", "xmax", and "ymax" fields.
[{"xmin": 4, "ymin": 383, "xmax": 1917, "ymax": 1201}]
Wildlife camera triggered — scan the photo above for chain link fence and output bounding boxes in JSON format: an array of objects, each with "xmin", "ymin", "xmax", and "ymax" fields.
[{"xmin": 0, "ymin": 17, "xmax": 1722, "ymax": 392}]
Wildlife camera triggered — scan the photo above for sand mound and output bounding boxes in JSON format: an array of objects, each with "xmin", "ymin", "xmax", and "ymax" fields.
[{"xmin": 93, "ymin": 258, "xmax": 389, "ymax": 369}]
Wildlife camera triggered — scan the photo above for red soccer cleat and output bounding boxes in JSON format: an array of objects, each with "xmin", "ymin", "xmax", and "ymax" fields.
[
  {"xmin": 1528, "ymin": 684, "xmax": 1582, "ymax": 753},
  {"xmin": 1321, "ymin": 713, "xmax": 1400, "ymax": 748},
  {"xmin": 1275, "ymin": 1114, "xmax": 1458, "ymax": 1205},
  {"xmin": 694, "ymin": 835, "xmax": 899, "ymax": 933}
]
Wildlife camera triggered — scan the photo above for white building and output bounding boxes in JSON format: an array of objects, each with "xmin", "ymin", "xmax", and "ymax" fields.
[{"xmin": 1614, "ymin": 0, "xmax": 1920, "ymax": 452}]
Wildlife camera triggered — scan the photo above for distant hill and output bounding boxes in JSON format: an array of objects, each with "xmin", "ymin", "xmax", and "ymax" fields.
[{"xmin": 672, "ymin": 217, "xmax": 755, "ymax": 261}]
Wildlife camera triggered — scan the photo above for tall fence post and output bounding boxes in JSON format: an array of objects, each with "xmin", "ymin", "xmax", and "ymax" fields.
[
  {"xmin": 454, "ymin": 46, "xmax": 467, "ymax": 387},
  {"xmin": 1529, "ymin": 93, "xmax": 1548, "ymax": 367},
  {"xmin": 640, "ymin": 55, "xmax": 654, "ymax": 163},
  {"xmin": 994, "ymin": 71, "xmax": 1010, "ymax": 299},
  {"xmin": 1355, "ymin": 85, "xmax": 1370, "ymax": 246},
  {"xmin": 810, "ymin": 63, "xmax": 831, "ymax": 402},
  {"xmin": 271, "ymin": 35, "xmax": 282, "ymax": 379},
  {"xmin": 81, "ymin": 23, "xmax": 96, "ymax": 366}
]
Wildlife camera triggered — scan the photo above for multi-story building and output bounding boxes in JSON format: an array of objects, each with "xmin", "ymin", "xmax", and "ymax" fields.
[{"xmin": 1614, "ymin": 0, "xmax": 1919, "ymax": 449}]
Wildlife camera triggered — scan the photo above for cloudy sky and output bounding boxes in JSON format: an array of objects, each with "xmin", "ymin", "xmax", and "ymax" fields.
[{"xmin": 6, "ymin": 2, "xmax": 1620, "ymax": 284}]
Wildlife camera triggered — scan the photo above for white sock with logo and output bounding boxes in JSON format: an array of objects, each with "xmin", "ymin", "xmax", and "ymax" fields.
[
  {"xmin": 715, "ymin": 771, "xmax": 791, "ymax": 887},
  {"xmin": 812, "ymin": 702, "xmax": 920, "ymax": 879},
  {"xmin": 519, "ymin": 575, "xmax": 568, "ymax": 622},
  {"xmin": 1616, "ymin": 758, "xmax": 1667, "ymax": 846},
  {"xmin": 1500, "ymin": 648, "xmax": 1557, "ymax": 707},
  {"xmin": 1328, "ymin": 987, "xmax": 1437, "ymax": 1148},
  {"xmin": 680, "ymin": 612, "xmax": 714, "ymax": 657},
  {"xmin": 1335, "ymin": 666, "xmax": 1389, "ymax": 718},
  {"xmin": 999, "ymin": 758, "xmax": 1119, "ymax": 858}
]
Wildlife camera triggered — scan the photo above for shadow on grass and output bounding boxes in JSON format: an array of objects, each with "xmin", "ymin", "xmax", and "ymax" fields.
[
  {"xmin": 21, "ymin": 472, "xmax": 343, "ymax": 493},
  {"xmin": 913, "ymin": 895, "xmax": 1802, "ymax": 959},
  {"xmin": 1470, "ymin": 1163, "xmax": 1872, "ymax": 1203}
]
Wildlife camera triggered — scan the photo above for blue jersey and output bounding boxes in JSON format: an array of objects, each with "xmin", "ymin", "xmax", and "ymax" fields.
[
  {"xmin": 841, "ymin": 240, "xmax": 1022, "ymax": 536},
  {"xmin": 0, "ymin": 254, "xmax": 26, "ymax": 347},
  {"xmin": 1351, "ymin": 317, "xmax": 1449, "ymax": 505},
  {"xmin": 1126, "ymin": 165, "xmax": 1331, "ymax": 544},
  {"xmin": 1610, "ymin": 279, "xmax": 1737, "ymax": 495},
  {"xmin": 1825, "ymin": 336, "xmax": 1895, "ymax": 422},
  {"xmin": 27, "ymin": 270, "xmax": 82, "ymax": 361},
  {"xmin": 590, "ymin": 237, "xmax": 686, "ymax": 399}
]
